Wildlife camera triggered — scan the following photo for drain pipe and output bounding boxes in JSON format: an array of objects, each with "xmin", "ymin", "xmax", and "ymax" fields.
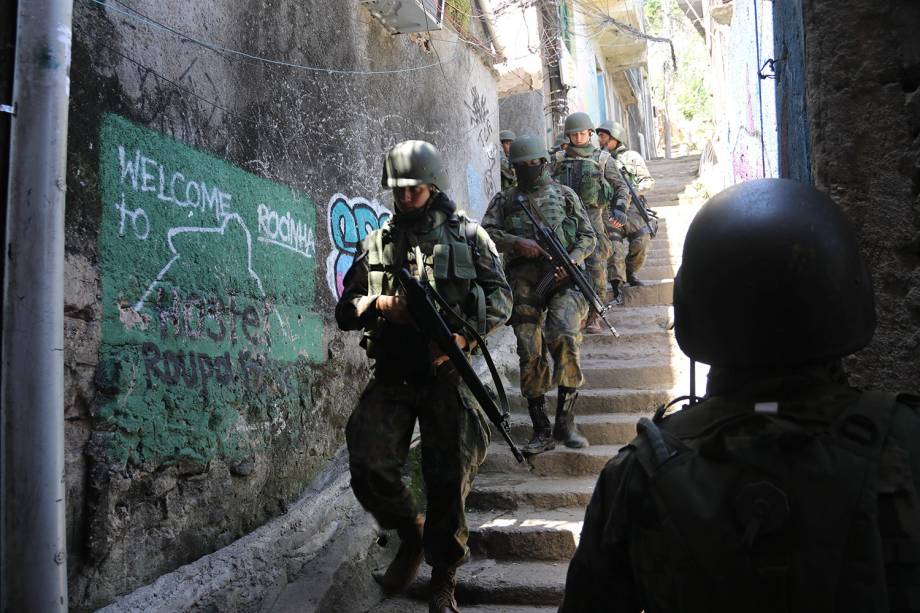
[
  {"xmin": 2, "ymin": 0, "xmax": 73, "ymax": 610},
  {"xmin": 473, "ymin": 0, "xmax": 506, "ymax": 62}
]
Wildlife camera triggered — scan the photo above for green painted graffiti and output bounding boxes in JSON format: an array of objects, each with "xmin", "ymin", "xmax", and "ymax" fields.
[{"xmin": 97, "ymin": 114, "xmax": 323, "ymax": 466}]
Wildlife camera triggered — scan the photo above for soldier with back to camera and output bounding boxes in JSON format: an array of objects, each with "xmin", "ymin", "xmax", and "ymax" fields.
[{"xmin": 559, "ymin": 178, "xmax": 920, "ymax": 613}]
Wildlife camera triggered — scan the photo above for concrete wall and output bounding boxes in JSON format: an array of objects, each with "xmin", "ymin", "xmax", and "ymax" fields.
[
  {"xmin": 802, "ymin": 0, "xmax": 920, "ymax": 392},
  {"xmin": 773, "ymin": 0, "xmax": 811, "ymax": 183},
  {"xmin": 64, "ymin": 1, "xmax": 500, "ymax": 608},
  {"xmin": 499, "ymin": 90, "xmax": 546, "ymax": 143}
]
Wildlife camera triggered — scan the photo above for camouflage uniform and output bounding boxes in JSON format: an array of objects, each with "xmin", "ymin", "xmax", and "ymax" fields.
[
  {"xmin": 560, "ymin": 370, "xmax": 920, "ymax": 612},
  {"xmin": 481, "ymin": 173, "xmax": 595, "ymax": 399},
  {"xmin": 500, "ymin": 149, "xmax": 517, "ymax": 191},
  {"xmin": 336, "ymin": 192, "xmax": 512, "ymax": 571},
  {"xmin": 552, "ymin": 144, "xmax": 629, "ymax": 304},
  {"xmin": 608, "ymin": 146, "xmax": 655, "ymax": 286}
]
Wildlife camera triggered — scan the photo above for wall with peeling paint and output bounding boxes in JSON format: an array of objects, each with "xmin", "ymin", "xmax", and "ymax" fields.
[{"xmin": 64, "ymin": 1, "xmax": 500, "ymax": 608}]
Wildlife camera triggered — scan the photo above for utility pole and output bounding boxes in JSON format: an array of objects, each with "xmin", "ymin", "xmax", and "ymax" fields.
[
  {"xmin": 2, "ymin": 1, "xmax": 73, "ymax": 610},
  {"xmin": 538, "ymin": 0, "xmax": 568, "ymax": 140}
]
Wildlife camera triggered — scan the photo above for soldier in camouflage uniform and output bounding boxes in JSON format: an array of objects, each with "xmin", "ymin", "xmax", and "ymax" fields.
[
  {"xmin": 552, "ymin": 112, "xmax": 630, "ymax": 330},
  {"xmin": 597, "ymin": 120, "xmax": 655, "ymax": 296},
  {"xmin": 336, "ymin": 140, "xmax": 512, "ymax": 613},
  {"xmin": 499, "ymin": 130, "xmax": 517, "ymax": 191},
  {"xmin": 482, "ymin": 136, "xmax": 596, "ymax": 455},
  {"xmin": 560, "ymin": 180, "xmax": 920, "ymax": 613}
]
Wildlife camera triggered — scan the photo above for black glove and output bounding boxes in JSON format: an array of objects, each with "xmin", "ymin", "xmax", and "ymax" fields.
[{"xmin": 611, "ymin": 208, "xmax": 628, "ymax": 227}]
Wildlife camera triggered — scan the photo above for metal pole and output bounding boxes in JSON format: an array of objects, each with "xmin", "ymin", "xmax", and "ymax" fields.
[{"xmin": 2, "ymin": 0, "xmax": 73, "ymax": 610}]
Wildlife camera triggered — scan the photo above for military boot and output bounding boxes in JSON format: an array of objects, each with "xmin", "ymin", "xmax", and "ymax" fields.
[
  {"xmin": 375, "ymin": 514, "xmax": 425, "ymax": 595},
  {"xmin": 584, "ymin": 311, "xmax": 604, "ymax": 334},
  {"xmin": 627, "ymin": 272, "xmax": 644, "ymax": 286},
  {"xmin": 553, "ymin": 386, "xmax": 589, "ymax": 448},
  {"xmin": 522, "ymin": 396, "xmax": 556, "ymax": 456},
  {"xmin": 429, "ymin": 566, "xmax": 460, "ymax": 613},
  {"xmin": 609, "ymin": 280, "xmax": 624, "ymax": 306}
]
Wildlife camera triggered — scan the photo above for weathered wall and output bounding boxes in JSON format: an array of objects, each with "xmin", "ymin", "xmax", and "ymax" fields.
[
  {"xmin": 498, "ymin": 90, "xmax": 546, "ymax": 142},
  {"xmin": 803, "ymin": 0, "xmax": 920, "ymax": 392},
  {"xmin": 64, "ymin": 1, "xmax": 500, "ymax": 608},
  {"xmin": 773, "ymin": 0, "xmax": 811, "ymax": 183}
]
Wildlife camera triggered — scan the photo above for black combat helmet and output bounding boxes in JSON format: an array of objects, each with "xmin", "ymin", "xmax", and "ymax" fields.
[
  {"xmin": 673, "ymin": 178, "xmax": 876, "ymax": 368},
  {"xmin": 381, "ymin": 140, "xmax": 449, "ymax": 191}
]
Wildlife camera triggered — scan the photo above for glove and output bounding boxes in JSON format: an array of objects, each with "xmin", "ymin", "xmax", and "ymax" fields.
[{"xmin": 610, "ymin": 208, "xmax": 627, "ymax": 228}]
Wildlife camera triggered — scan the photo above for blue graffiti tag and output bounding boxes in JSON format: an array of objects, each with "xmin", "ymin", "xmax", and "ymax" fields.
[{"xmin": 325, "ymin": 193, "xmax": 391, "ymax": 298}]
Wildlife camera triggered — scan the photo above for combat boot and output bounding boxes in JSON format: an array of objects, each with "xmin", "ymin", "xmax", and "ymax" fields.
[
  {"xmin": 375, "ymin": 514, "xmax": 424, "ymax": 595},
  {"xmin": 584, "ymin": 312, "xmax": 604, "ymax": 334},
  {"xmin": 522, "ymin": 396, "xmax": 556, "ymax": 456},
  {"xmin": 627, "ymin": 272, "xmax": 644, "ymax": 286},
  {"xmin": 553, "ymin": 386, "xmax": 589, "ymax": 448},
  {"xmin": 609, "ymin": 280, "xmax": 624, "ymax": 306},
  {"xmin": 429, "ymin": 567, "xmax": 460, "ymax": 613}
]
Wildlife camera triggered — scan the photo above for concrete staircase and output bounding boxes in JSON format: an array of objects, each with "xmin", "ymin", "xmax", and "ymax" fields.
[{"xmin": 365, "ymin": 155, "xmax": 704, "ymax": 612}]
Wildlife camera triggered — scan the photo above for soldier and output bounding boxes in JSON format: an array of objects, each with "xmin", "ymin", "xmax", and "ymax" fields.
[
  {"xmin": 560, "ymin": 179, "xmax": 920, "ymax": 612},
  {"xmin": 482, "ymin": 136, "xmax": 596, "ymax": 455},
  {"xmin": 597, "ymin": 120, "xmax": 655, "ymax": 298},
  {"xmin": 336, "ymin": 140, "xmax": 512, "ymax": 613},
  {"xmin": 499, "ymin": 129, "xmax": 517, "ymax": 191},
  {"xmin": 552, "ymin": 112, "xmax": 630, "ymax": 331}
]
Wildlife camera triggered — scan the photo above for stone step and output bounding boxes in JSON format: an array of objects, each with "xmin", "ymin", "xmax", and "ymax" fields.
[
  {"xmin": 405, "ymin": 560, "xmax": 567, "ymax": 606},
  {"xmin": 494, "ymin": 413, "xmax": 646, "ymax": 447},
  {"xmin": 370, "ymin": 599, "xmax": 558, "ymax": 613},
  {"xmin": 467, "ymin": 507, "xmax": 585, "ymax": 561},
  {"xmin": 468, "ymin": 472, "xmax": 598, "ymax": 510},
  {"xmin": 579, "ymin": 334, "xmax": 677, "ymax": 360},
  {"xmin": 632, "ymin": 264, "xmax": 675, "ymax": 280},
  {"xmin": 504, "ymin": 388, "xmax": 670, "ymax": 415},
  {"xmin": 506, "ymin": 355, "xmax": 675, "ymax": 390},
  {"xmin": 602, "ymin": 304, "xmax": 673, "ymax": 331},
  {"xmin": 622, "ymin": 279, "xmax": 673, "ymax": 307},
  {"xmin": 481, "ymin": 442, "xmax": 623, "ymax": 476}
]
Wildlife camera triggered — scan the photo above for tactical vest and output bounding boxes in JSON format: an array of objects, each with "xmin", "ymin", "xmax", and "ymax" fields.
[
  {"xmin": 365, "ymin": 211, "xmax": 486, "ymax": 337},
  {"xmin": 500, "ymin": 185, "xmax": 579, "ymax": 253},
  {"xmin": 553, "ymin": 149, "xmax": 611, "ymax": 208},
  {"xmin": 628, "ymin": 390, "xmax": 920, "ymax": 613}
]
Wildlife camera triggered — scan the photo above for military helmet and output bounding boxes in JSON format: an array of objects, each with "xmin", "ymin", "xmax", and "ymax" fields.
[
  {"xmin": 597, "ymin": 120, "xmax": 627, "ymax": 143},
  {"xmin": 563, "ymin": 112, "xmax": 595, "ymax": 134},
  {"xmin": 509, "ymin": 136, "xmax": 550, "ymax": 164},
  {"xmin": 381, "ymin": 140, "xmax": 449, "ymax": 191},
  {"xmin": 673, "ymin": 178, "xmax": 875, "ymax": 368},
  {"xmin": 499, "ymin": 130, "xmax": 516, "ymax": 142}
]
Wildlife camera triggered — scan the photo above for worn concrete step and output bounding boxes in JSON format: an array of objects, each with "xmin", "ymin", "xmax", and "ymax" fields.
[
  {"xmin": 370, "ymin": 598, "xmax": 558, "ymax": 612},
  {"xmin": 468, "ymin": 473, "xmax": 598, "ymax": 510},
  {"xmin": 505, "ymin": 387, "xmax": 670, "ymax": 415},
  {"xmin": 404, "ymin": 560, "xmax": 567, "ymax": 606},
  {"xmin": 632, "ymin": 264, "xmax": 675, "ymax": 280},
  {"xmin": 494, "ymin": 412, "xmax": 646, "ymax": 448},
  {"xmin": 579, "ymin": 334, "xmax": 677, "ymax": 360},
  {"xmin": 467, "ymin": 507, "xmax": 584, "ymax": 561},
  {"xmin": 602, "ymin": 304, "xmax": 673, "ymax": 332},
  {"xmin": 506, "ymin": 355, "xmax": 675, "ymax": 390},
  {"xmin": 622, "ymin": 279, "xmax": 673, "ymax": 307},
  {"xmin": 481, "ymin": 442, "xmax": 623, "ymax": 476}
]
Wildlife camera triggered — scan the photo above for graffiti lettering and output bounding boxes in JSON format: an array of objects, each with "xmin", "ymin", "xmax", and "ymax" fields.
[
  {"xmin": 114, "ymin": 193, "xmax": 150, "ymax": 240},
  {"xmin": 325, "ymin": 193, "xmax": 391, "ymax": 298},
  {"xmin": 465, "ymin": 85, "xmax": 493, "ymax": 147},
  {"xmin": 152, "ymin": 287, "xmax": 273, "ymax": 347},
  {"xmin": 256, "ymin": 203, "xmax": 316, "ymax": 259}
]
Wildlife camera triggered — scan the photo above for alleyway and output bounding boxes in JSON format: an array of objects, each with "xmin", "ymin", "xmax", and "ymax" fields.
[{"xmin": 367, "ymin": 155, "xmax": 705, "ymax": 612}]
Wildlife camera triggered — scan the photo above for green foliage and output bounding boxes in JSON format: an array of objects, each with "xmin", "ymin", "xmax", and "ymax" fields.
[{"xmin": 445, "ymin": 0, "xmax": 472, "ymax": 32}]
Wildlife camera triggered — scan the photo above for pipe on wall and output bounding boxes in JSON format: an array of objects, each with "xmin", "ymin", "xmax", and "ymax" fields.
[{"xmin": 2, "ymin": 0, "xmax": 74, "ymax": 610}]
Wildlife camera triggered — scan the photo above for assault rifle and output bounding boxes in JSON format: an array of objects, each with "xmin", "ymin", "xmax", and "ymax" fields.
[
  {"xmin": 395, "ymin": 268, "xmax": 525, "ymax": 463},
  {"xmin": 612, "ymin": 161, "xmax": 658, "ymax": 237},
  {"xmin": 514, "ymin": 195, "xmax": 620, "ymax": 337}
]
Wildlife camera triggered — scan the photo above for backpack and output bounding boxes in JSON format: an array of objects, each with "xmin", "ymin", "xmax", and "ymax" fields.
[{"xmin": 628, "ymin": 390, "xmax": 920, "ymax": 613}]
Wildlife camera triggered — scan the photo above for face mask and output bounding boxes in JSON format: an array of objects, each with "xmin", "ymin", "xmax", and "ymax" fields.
[{"xmin": 514, "ymin": 162, "xmax": 545, "ymax": 191}]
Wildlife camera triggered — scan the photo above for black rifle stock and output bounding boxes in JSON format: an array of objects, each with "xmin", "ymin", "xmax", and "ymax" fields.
[
  {"xmin": 514, "ymin": 195, "xmax": 620, "ymax": 337},
  {"xmin": 611, "ymin": 161, "xmax": 657, "ymax": 237},
  {"xmin": 395, "ymin": 268, "xmax": 525, "ymax": 463}
]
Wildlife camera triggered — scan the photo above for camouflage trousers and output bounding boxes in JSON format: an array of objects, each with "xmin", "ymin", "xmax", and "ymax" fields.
[
  {"xmin": 584, "ymin": 206, "xmax": 612, "ymax": 304},
  {"xmin": 608, "ymin": 207, "xmax": 651, "ymax": 284},
  {"xmin": 507, "ymin": 262, "xmax": 589, "ymax": 399},
  {"xmin": 345, "ymin": 375, "xmax": 490, "ymax": 570}
]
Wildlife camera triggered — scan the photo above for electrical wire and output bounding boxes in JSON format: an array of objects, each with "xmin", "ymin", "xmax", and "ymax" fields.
[{"xmin": 85, "ymin": 0, "xmax": 461, "ymax": 76}]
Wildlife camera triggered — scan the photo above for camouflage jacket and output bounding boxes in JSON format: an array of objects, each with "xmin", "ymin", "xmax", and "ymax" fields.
[
  {"xmin": 336, "ymin": 193, "xmax": 512, "ymax": 374},
  {"xmin": 500, "ymin": 150, "xmax": 516, "ymax": 190},
  {"xmin": 560, "ymin": 367, "xmax": 920, "ymax": 613},
  {"xmin": 613, "ymin": 145, "xmax": 655, "ymax": 193},
  {"xmin": 552, "ymin": 144, "xmax": 630, "ymax": 213},
  {"xmin": 481, "ymin": 173, "xmax": 597, "ymax": 273}
]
